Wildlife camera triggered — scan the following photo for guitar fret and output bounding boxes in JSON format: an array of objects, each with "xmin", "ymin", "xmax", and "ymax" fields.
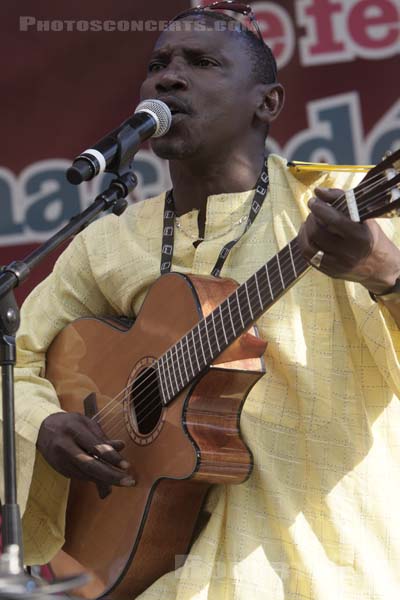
[
  {"xmin": 234, "ymin": 296, "xmax": 243, "ymax": 333},
  {"xmin": 237, "ymin": 285, "xmax": 253, "ymax": 326},
  {"xmin": 265, "ymin": 264, "xmax": 274, "ymax": 300},
  {"xmin": 219, "ymin": 305, "xmax": 229, "ymax": 346},
  {"xmin": 276, "ymin": 254, "xmax": 286, "ymax": 289},
  {"xmin": 288, "ymin": 241, "xmax": 297, "ymax": 278},
  {"xmin": 179, "ymin": 339, "xmax": 189, "ymax": 384},
  {"xmin": 165, "ymin": 351, "xmax": 175, "ymax": 397},
  {"xmin": 281, "ymin": 245, "xmax": 297, "ymax": 288},
  {"xmin": 161, "ymin": 354, "xmax": 171, "ymax": 400},
  {"xmin": 191, "ymin": 329, "xmax": 201, "ymax": 372},
  {"xmin": 244, "ymin": 281, "xmax": 254, "ymax": 320},
  {"xmin": 204, "ymin": 315, "xmax": 214, "ymax": 357},
  {"xmin": 254, "ymin": 274, "xmax": 263, "ymax": 311},
  {"xmin": 157, "ymin": 360, "xmax": 167, "ymax": 405},
  {"xmin": 226, "ymin": 296, "xmax": 236, "ymax": 337},
  {"xmin": 172, "ymin": 348, "xmax": 181, "ymax": 391},
  {"xmin": 167, "ymin": 349, "xmax": 178, "ymax": 395},
  {"xmin": 185, "ymin": 334, "xmax": 195, "ymax": 378},
  {"xmin": 236, "ymin": 289, "xmax": 245, "ymax": 329},
  {"xmin": 168, "ymin": 347, "xmax": 177, "ymax": 392},
  {"xmin": 198, "ymin": 322, "xmax": 207, "ymax": 365},
  {"xmin": 211, "ymin": 311, "xmax": 221, "ymax": 352},
  {"xmin": 222, "ymin": 297, "xmax": 235, "ymax": 340},
  {"xmin": 173, "ymin": 343, "xmax": 184, "ymax": 388}
]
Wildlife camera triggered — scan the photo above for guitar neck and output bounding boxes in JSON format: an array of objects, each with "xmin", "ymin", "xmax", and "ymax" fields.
[
  {"xmin": 158, "ymin": 237, "xmax": 309, "ymax": 405},
  {"xmin": 157, "ymin": 149, "xmax": 400, "ymax": 405}
]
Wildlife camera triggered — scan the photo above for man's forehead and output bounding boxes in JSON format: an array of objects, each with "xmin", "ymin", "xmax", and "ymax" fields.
[{"xmin": 152, "ymin": 27, "xmax": 238, "ymax": 58}]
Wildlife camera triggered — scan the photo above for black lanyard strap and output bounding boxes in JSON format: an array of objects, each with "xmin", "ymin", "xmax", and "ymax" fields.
[
  {"xmin": 160, "ymin": 190, "xmax": 176, "ymax": 274},
  {"xmin": 160, "ymin": 159, "xmax": 269, "ymax": 277}
]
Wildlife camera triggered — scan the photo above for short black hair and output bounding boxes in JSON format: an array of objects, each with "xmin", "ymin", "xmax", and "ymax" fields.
[{"xmin": 171, "ymin": 10, "xmax": 278, "ymax": 85}]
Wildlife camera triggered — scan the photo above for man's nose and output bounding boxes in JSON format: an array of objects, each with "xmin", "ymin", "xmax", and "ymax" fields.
[{"xmin": 155, "ymin": 66, "xmax": 189, "ymax": 93}]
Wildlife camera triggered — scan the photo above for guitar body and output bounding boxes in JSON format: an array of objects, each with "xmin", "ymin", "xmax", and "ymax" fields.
[{"xmin": 46, "ymin": 272, "xmax": 267, "ymax": 599}]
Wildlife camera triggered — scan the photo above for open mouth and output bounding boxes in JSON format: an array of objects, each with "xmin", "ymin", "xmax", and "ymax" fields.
[{"xmin": 158, "ymin": 96, "xmax": 190, "ymax": 118}]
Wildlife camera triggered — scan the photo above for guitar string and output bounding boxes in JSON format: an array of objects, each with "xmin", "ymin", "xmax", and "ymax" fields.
[
  {"xmin": 92, "ymin": 170, "xmax": 398, "ymax": 438},
  {"xmin": 102, "ymin": 187, "xmax": 398, "ymax": 442},
  {"xmin": 93, "ymin": 170, "xmax": 398, "ymax": 439},
  {"xmin": 90, "ymin": 170, "xmax": 398, "ymax": 436},
  {"xmin": 335, "ymin": 170, "xmax": 399, "ymax": 213}
]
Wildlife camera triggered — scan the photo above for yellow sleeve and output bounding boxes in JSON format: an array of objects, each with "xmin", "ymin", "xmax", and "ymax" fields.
[
  {"xmin": 282, "ymin": 154, "xmax": 400, "ymax": 397},
  {"xmin": 344, "ymin": 217, "xmax": 400, "ymax": 398}
]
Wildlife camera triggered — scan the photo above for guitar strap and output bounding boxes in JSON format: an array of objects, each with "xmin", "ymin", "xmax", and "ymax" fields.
[{"xmin": 160, "ymin": 158, "xmax": 270, "ymax": 277}]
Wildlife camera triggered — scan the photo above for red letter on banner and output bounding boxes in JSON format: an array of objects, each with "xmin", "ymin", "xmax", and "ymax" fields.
[
  {"xmin": 254, "ymin": 3, "xmax": 294, "ymax": 68},
  {"xmin": 348, "ymin": 0, "xmax": 399, "ymax": 50},
  {"xmin": 303, "ymin": 0, "xmax": 345, "ymax": 53}
]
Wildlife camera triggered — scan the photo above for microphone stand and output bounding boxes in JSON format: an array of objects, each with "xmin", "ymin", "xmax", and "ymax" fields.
[{"xmin": 0, "ymin": 131, "xmax": 139, "ymax": 597}]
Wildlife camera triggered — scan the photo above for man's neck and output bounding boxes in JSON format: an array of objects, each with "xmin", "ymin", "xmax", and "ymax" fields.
[{"xmin": 169, "ymin": 150, "xmax": 266, "ymax": 236}]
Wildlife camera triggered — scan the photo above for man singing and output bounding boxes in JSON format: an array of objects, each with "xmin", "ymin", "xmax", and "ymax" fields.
[{"xmin": 10, "ymin": 3, "xmax": 400, "ymax": 599}]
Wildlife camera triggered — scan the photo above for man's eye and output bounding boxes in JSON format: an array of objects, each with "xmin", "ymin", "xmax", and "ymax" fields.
[
  {"xmin": 195, "ymin": 58, "xmax": 216, "ymax": 67},
  {"xmin": 148, "ymin": 63, "xmax": 165, "ymax": 72}
]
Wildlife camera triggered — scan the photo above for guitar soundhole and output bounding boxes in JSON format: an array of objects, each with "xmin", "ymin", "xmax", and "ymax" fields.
[{"xmin": 130, "ymin": 366, "xmax": 163, "ymax": 435}]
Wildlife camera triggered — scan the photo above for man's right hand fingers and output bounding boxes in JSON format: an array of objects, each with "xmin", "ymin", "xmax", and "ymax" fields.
[
  {"xmin": 108, "ymin": 439, "xmax": 125, "ymax": 452},
  {"xmin": 73, "ymin": 426, "xmax": 129, "ymax": 470},
  {"xmin": 37, "ymin": 412, "xmax": 134, "ymax": 487},
  {"xmin": 91, "ymin": 442, "xmax": 130, "ymax": 470},
  {"xmin": 73, "ymin": 452, "xmax": 136, "ymax": 487}
]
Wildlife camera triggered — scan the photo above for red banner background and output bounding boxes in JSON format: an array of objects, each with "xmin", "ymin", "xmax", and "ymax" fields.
[{"xmin": 1, "ymin": 0, "xmax": 399, "ymax": 302}]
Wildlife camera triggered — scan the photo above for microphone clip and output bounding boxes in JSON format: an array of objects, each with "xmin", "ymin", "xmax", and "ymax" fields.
[{"xmin": 106, "ymin": 124, "xmax": 139, "ymax": 216}]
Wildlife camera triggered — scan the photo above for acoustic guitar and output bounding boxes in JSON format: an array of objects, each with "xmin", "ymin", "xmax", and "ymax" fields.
[{"xmin": 47, "ymin": 151, "xmax": 400, "ymax": 599}]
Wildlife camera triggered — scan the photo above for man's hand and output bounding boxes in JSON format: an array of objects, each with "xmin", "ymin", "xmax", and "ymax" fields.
[
  {"xmin": 297, "ymin": 187, "xmax": 400, "ymax": 294},
  {"xmin": 36, "ymin": 412, "xmax": 135, "ymax": 492}
]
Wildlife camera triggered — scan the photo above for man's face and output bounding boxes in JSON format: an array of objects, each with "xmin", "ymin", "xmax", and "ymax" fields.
[{"xmin": 140, "ymin": 20, "xmax": 263, "ymax": 160}]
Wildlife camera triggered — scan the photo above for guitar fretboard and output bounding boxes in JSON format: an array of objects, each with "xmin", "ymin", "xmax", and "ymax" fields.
[
  {"xmin": 157, "ymin": 238, "xmax": 309, "ymax": 405},
  {"xmin": 155, "ymin": 152, "xmax": 400, "ymax": 405}
]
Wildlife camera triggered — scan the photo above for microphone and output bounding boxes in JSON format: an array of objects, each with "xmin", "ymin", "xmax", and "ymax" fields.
[{"xmin": 66, "ymin": 99, "xmax": 172, "ymax": 185}]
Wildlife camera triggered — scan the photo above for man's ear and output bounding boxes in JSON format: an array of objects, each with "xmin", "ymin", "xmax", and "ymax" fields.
[{"xmin": 255, "ymin": 83, "xmax": 285, "ymax": 124}]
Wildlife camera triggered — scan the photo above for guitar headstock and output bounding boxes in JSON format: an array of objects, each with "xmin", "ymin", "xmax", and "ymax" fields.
[{"xmin": 355, "ymin": 148, "xmax": 400, "ymax": 222}]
